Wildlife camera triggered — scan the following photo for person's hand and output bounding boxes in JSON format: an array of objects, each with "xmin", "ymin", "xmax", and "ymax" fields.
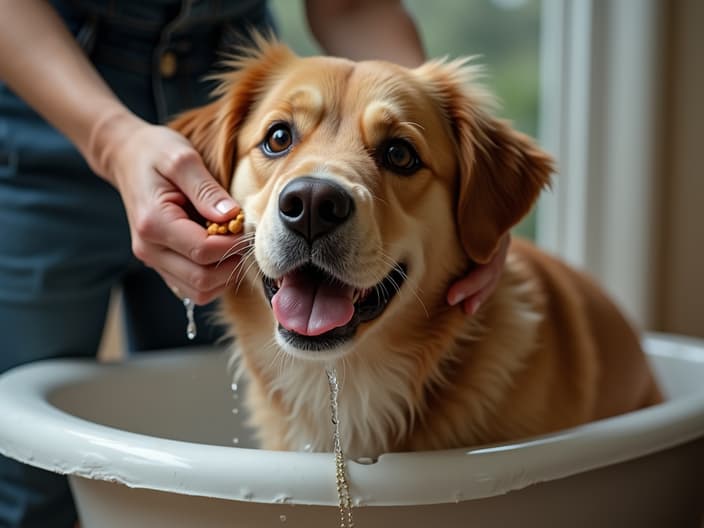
[
  {"xmin": 446, "ymin": 233, "xmax": 510, "ymax": 315},
  {"xmin": 92, "ymin": 113, "xmax": 246, "ymax": 305}
]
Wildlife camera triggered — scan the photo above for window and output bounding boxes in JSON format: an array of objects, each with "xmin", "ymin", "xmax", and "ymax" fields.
[{"xmin": 537, "ymin": 0, "xmax": 663, "ymax": 327}]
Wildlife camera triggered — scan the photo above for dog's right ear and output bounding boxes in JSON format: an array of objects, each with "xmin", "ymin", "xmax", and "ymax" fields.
[{"xmin": 169, "ymin": 38, "xmax": 295, "ymax": 189}]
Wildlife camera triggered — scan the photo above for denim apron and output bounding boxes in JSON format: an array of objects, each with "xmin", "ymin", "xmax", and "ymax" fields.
[{"xmin": 0, "ymin": 2, "xmax": 273, "ymax": 526}]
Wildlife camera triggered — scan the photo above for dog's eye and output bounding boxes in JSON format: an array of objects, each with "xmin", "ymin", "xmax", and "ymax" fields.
[
  {"xmin": 382, "ymin": 140, "xmax": 421, "ymax": 175},
  {"xmin": 262, "ymin": 123, "xmax": 293, "ymax": 156}
]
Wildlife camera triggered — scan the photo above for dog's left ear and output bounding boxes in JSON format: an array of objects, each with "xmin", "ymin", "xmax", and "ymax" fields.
[
  {"xmin": 169, "ymin": 38, "xmax": 295, "ymax": 189},
  {"xmin": 169, "ymin": 99, "xmax": 232, "ymax": 186},
  {"xmin": 416, "ymin": 60, "xmax": 554, "ymax": 264}
]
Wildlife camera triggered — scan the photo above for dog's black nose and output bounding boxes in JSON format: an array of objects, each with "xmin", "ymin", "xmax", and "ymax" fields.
[{"xmin": 278, "ymin": 176, "xmax": 354, "ymax": 242}]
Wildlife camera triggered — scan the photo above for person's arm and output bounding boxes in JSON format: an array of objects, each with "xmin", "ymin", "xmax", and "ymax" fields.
[
  {"xmin": 306, "ymin": 0, "xmax": 508, "ymax": 315},
  {"xmin": 305, "ymin": 0, "xmax": 425, "ymax": 67},
  {"xmin": 0, "ymin": 0, "xmax": 241, "ymax": 305}
]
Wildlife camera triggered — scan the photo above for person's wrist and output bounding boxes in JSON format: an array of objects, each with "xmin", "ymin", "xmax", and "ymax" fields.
[{"xmin": 86, "ymin": 107, "xmax": 146, "ymax": 186}]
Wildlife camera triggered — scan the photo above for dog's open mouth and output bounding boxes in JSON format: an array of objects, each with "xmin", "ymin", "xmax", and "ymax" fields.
[{"xmin": 263, "ymin": 263, "xmax": 407, "ymax": 351}]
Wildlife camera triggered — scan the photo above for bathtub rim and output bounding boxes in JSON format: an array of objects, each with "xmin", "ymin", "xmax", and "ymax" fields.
[{"xmin": 0, "ymin": 332, "xmax": 702, "ymax": 507}]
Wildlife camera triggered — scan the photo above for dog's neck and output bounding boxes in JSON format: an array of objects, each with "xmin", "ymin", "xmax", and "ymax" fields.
[
  {"xmin": 227, "ymin": 255, "xmax": 542, "ymax": 458},
  {"xmin": 256, "ymin": 346, "xmax": 432, "ymax": 458},
  {"xmin": 235, "ymin": 307, "xmax": 477, "ymax": 459}
]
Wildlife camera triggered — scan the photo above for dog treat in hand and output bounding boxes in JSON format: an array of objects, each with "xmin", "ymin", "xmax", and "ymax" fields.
[{"xmin": 206, "ymin": 211, "xmax": 245, "ymax": 236}]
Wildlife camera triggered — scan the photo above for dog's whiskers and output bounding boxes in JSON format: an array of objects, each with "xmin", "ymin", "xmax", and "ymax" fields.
[
  {"xmin": 365, "ymin": 187, "xmax": 390, "ymax": 209},
  {"xmin": 219, "ymin": 233, "xmax": 254, "ymax": 260},
  {"xmin": 224, "ymin": 247, "xmax": 252, "ymax": 283},
  {"xmin": 263, "ymin": 336, "xmax": 289, "ymax": 376},
  {"xmin": 233, "ymin": 252, "xmax": 261, "ymax": 295},
  {"xmin": 225, "ymin": 248, "xmax": 256, "ymax": 290},
  {"xmin": 248, "ymin": 267, "xmax": 265, "ymax": 296},
  {"xmin": 378, "ymin": 248, "xmax": 429, "ymax": 318},
  {"xmin": 400, "ymin": 275, "xmax": 429, "ymax": 318},
  {"xmin": 218, "ymin": 233, "xmax": 256, "ymax": 267},
  {"xmin": 376, "ymin": 280, "xmax": 390, "ymax": 304}
]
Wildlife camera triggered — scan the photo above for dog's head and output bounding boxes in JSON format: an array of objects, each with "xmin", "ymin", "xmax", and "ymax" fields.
[{"xmin": 172, "ymin": 40, "xmax": 553, "ymax": 361}]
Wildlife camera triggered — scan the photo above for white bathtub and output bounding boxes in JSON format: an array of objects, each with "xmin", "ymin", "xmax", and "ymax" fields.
[{"xmin": 0, "ymin": 334, "xmax": 702, "ymax": 527}]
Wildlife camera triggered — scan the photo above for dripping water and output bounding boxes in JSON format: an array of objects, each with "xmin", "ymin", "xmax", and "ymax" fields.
[
  {"xmin": 182, "ymin": 297, "xmax": 197, "ymax": 340},
  {"xmin": 326, "ymin": 367, "xmax": 354, "ymax": 528}
]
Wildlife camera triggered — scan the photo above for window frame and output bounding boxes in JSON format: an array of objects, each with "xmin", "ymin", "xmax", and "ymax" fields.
[{"xmin": 536, "ymin": 0, "xmax": 665, "ymax": 328}]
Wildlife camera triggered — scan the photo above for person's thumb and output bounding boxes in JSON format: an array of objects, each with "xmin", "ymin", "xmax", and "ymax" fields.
[{"xmin": 162, "ymin": 145, "xmax": 239, "ymax": 222}]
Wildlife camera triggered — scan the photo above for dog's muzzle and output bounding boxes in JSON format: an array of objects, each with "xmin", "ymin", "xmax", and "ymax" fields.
[{"xmin": 260, "ymin": 176, "xmax": 406, "ymax": 353}]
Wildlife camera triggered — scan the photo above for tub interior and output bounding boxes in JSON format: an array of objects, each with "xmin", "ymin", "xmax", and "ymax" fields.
[
  {"xmin": 646, "ymin": 337, "xmax": 704, "ymax": 399},
  {"xmin": 49, "ymin": 349, "xmax": 259, "ymax": 448},
  {"xmin": 47, "ymin": 336, "xmax": 703, "ymax": 450}
]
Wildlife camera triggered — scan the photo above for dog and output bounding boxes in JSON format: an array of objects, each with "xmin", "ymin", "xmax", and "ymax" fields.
[{"xmin": 170, "ymin": 40, "xmax": 662, "ymax": 459}]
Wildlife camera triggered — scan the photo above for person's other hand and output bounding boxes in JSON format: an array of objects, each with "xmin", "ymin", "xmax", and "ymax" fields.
[
  {"xmin": 446, "ymin": 233, "xmax": 510, "ymax": 315},
  {"xmin": 95, "ymin": 116, "xmax": 245, "ymax": 305}
]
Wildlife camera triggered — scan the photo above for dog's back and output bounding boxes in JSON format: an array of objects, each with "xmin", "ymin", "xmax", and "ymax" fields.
[
  {"xmin": 397, "ymin": 238, "xmax": 662, "ymax": 453},
  {"xmin": 510, "ymin": 239, "xmax": 662, "ymax": 418}
]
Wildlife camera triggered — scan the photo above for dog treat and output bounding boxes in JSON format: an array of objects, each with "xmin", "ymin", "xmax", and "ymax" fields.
[{"xmin": 206, "ymin": 212, "xmax": 245, "ymax": 236}]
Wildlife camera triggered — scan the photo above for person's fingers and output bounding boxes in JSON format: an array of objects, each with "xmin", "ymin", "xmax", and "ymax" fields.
[
  {"xmin": 160, "ymin": 268, "xmax": 225, "ymax": 306},
  {"xmin": 460, "ymin": 277, "xmax": 496, "ymax": 316},
  {"xmin": 447, "ymin": 233, "xmax": 511, "ymax": 311},
  {"xmin": 132, "ymin": 202, "xmax": 250, "ymax": 265},
  {"xmin": 460, "ymin": 295, "xmax": 480, "ymax": 316},
  {"xmin": 155, "ymin": 141, "xmax": 239, "ymax": 222},
  {"xmin": 155, "ymin": 250, "xmax": 244, "ymax": 305},
  {"xmin": 446, "ymin": 265, "xmax": 494, "ymax": 307}
]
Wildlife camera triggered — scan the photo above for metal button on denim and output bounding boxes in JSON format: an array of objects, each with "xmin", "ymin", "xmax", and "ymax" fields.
[{"xmin": 159, "ymin": 51, "xmax": 178, "ymax": 78}]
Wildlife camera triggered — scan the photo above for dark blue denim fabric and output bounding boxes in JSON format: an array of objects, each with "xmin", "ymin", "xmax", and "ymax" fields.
[{"xmin": 0, "ymin": 2, "xmax": 273, "ymax": 526}]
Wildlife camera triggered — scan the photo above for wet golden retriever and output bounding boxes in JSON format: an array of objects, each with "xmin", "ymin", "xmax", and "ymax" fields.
[{"xmin": 171, "ymin": 40, "xmax": 661, "ymax": 459}]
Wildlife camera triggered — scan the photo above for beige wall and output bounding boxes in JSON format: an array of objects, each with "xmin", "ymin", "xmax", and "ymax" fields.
[{"xmin": 655, "ymin": 0, "xmax": 704, "ymax": 338}]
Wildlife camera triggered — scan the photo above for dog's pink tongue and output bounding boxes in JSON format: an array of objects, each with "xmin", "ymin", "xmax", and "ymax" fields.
[{"xmin": 272, "ymin": 269, "xmax": 355, "ymax": 336}]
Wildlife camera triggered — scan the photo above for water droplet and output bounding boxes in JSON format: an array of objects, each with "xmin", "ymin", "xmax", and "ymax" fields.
[
  {"xmin": 231, "ymin": 382, "xmax": 238, "ymax": 392},
  {"xmin": 303, "ymin": 443, "xmax": 313, "ymax": 452},
  {"xmin": 232, "ymin": 437, "xmax": 239, "ymax": 445},
  {"xmin": 232, "ymin": 407, "xmax": 239, "ymax": 415},
  {"xmin": 182, "ymin": 298, "xmax": 197, "ymax": 340},
  {"xmin": 279, "ymin": 515, "xmax": 287, "ymax": 523}
]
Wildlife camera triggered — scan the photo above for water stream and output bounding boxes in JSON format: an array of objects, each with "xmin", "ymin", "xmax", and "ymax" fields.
[{"xmin": 326, "ymin": 367, "xmax": 355, "ymax": 528}]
